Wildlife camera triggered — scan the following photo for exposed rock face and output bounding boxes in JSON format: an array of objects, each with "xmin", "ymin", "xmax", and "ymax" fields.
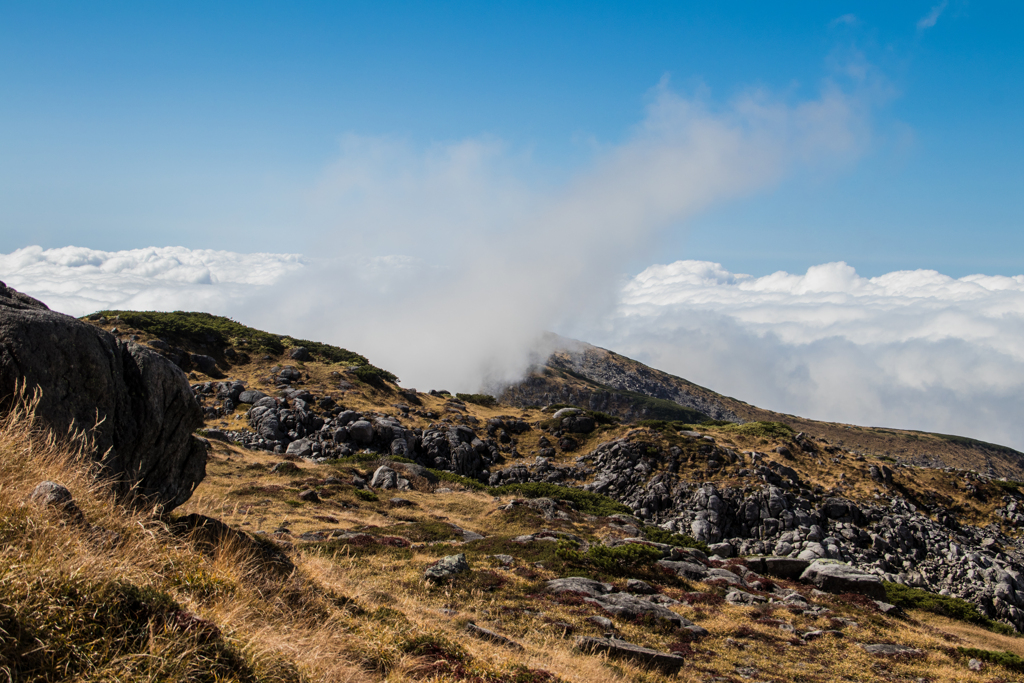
[
  {"xmin": 0, "ymin": 283, "xmax": 206, "ymax": 510},
  {"xmin": 488, "ymin": 432, "xmax": 1024, "ymax": 633}
]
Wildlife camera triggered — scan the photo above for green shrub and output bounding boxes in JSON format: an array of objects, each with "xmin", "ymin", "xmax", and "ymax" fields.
[
  {"xmin": 427, "ymin": 469, "xmax": 489, "ymax": 491},
  {"xmin": 88, "ymin": 309, "xmax": 398, "ymax": 381},
  {"xmin": 353, "ymin": 365, "xmax": 398, "ymax": 386},
  {"xmin": 958, "ymin": 647, "xmax": 1024, "ymax": 672},
  {"xmin": 555, "ymin": 541, "xmax": 662, "ymax": 575},
  {"xmin": 636, "ymin": 419, "xmax": 688, "ymax": 432},
  {"xmin": 455, "ymin": 393, "xmax": 497, "ymax": 407},
  {"xmin": 490, "ymin": 482, "xmax": 629, "ymax": 516},
  {"xmin": 994, "ymin": 480, "xmax": 1023, "ymax": 492},
  {"xmin": 354, "ymin": 489, "xmax": 379, "ymax": 502},
  {"xmin": 883, "ymin": 582, "xmax": 1018, "ymax": 635},
  {"xmin": 643, "ymin": 526, "xmax": 711, "ymax": 553},
  {"xmin": 375, "ymin": 520, "xmax": 462, "ymax": 543},
  {"xmin": 589, "ymin": 411, "xmax": 619, "ymax": 425},
  {"xmin": 721, "ymin": 421, "xmax": 795, "ymax": 440}
]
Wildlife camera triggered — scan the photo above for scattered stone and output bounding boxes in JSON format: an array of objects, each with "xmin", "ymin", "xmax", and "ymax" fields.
[
  {"xmin": 860, "ymin": 643, "xmax": 924, "ymax": 656},
  {"xmin": 546, "ymin": 577, "xmax": 613, "ymax": 598},
  {"xmin": 575, "ymin": 636, "xmax": 685, "ymax": 674},
  {"xmin": 801, "ymin": 630, "xmax": 843, "ymax": 641},
  {"xmin": 297, "ymin": 489, "xmax": 320, "ymax": 503},
  {"xmin": 466, "ymin": 622, "xmax": 523, "ymax": 650},
  {"xmin": 270, "ymin": 461, "xmax": 300, "ymax": 474},
  {"xmin": 585, "ymin": 593, "xmax": 707, "ymax": 636},
  {"xmin": 29, "ymin": 481, "xmax": 86, "ymax": 524},
  {"xmin": 626, "ymin": 579, "xmax": 655, "ymax": 594},
  {"xmin": 748, "ymin": 557, "xmax": 810, "ymax": 581},
  {"xmin": 657, "ymin": 559, "xmax": 709, "ymax": 580},
  {"xmin": 726, "ymin": 589, "xmax": 767, "ymax": 605},
  {"xmin": 709, "ymin": 541, "xmax": 735, "ymax": 558},
  {"xmin": 204, "ymin": 429, "xmax": 230, "ymax": 442},
  {"xmin": 370, "ymin": 466, "xmax": 398, "ymax": 489},
  {"xmin": 424, "ymin": 553, "xmax": 470, "ymax": 582},
  {"xmin": 873, "ymin": 601, "xmax": 904, "ymax": 616},
  {"xmin": 348, "ymin": 420, "xmax": 375, "ymax": 445},
  {"xmin": 285, "ymin": 437, "xmax": 314, "ymax": 457},
  {"xmin": 238, "ymin": 389, "xmax": 266, "ymax": 404}
]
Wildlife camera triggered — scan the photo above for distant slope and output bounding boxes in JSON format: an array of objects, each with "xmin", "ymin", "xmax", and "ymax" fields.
[
  {"xmin": 502, "ymin": 336, "xmax": 1024, "ymax": 480},
  {"xmin": 500, "ymin": 339, "xmax": 739, "ymax": 423}
]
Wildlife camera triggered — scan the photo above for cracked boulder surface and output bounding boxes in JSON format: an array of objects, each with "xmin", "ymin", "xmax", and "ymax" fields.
[{"xmin": 0, "ymin": 282, "xmax": 206, "ymax": 510}]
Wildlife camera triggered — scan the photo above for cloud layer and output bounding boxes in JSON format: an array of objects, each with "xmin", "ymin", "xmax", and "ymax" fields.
[
  {"xmin": 0, "ymin": 245, "xmax": 305, "ymax": 316},
  {"xmin": 4, "ymin": 247, "xmax": 1023, "ymax": 450},
  {"xmin": 598, "ymin": 260, "xmax": 1024, "ymax": 449}
]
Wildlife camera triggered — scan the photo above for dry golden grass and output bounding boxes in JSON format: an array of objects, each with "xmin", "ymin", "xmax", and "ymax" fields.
[
  {"xmin": 7, "ymin": 388, "xmax": 1024, "ymax": 682},
  {"xmin": 16, "ymin": 324, "xmax": 1017, "ymax": 681}
]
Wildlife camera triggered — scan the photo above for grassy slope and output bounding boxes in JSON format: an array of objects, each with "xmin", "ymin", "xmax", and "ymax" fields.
[
  {"xmin": 5, "ymin": 392, "xmax": 1024, "ymax": 682},
  {"xmin": 4, "ymin": 312, "xmax": 1014, "ymax": 681}
]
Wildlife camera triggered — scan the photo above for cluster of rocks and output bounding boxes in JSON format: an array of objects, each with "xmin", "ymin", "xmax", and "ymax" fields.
[
  {"xmin": 996, "ymin": 496, "xmax": 1024, "ymax": 527},
  {"xmin": 544, "ymin": 553, "xmax": 905, "ymax": 671},
  {"xmin": 484, "ymin": 432, "xmax": 1024, "ymax": 632},
  {"xmin": 195, "ymin": 377, "xmax": 543, "ymax": 482}
]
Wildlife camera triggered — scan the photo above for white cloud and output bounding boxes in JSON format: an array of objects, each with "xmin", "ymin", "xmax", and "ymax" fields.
[
  {"xmin": 172, "ymin": 77, "xmax": 872, "ymax": 394},
  {"xmin": 595, "ymin": 260, "xmax": 1024, "ymax": 450},
  {"xmin": 830, "ymin": 13, "xmax": 859, "ymax": 28},
  {"xmin": 5, "ymin": 248, "xmax": 1023, "ymax": 449},
  {"xmin": 1, "ymin": 74, "xmax": 890, "ymax": 427},
  {"xmin": 0, "ymin": 245, "xmax": 305, "ymax": 317},
  {"xmin": 917, "ymin": 1, "xmax": 948, "ymax": 30}
]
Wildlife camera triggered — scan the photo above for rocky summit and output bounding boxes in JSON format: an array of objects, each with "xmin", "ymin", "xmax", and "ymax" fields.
[{"xmin": 3, "ymin": 291, "xmax": 1024, "ymax": 683}]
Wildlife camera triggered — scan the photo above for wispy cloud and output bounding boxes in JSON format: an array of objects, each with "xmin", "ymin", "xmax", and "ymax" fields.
[
  {"xmin": 0, "ymin": 245, "xmax": 306, "ymax": 316},
  {"xmin": 917, "ymin": 1, "xmax": 948, "ymax": 30},
  {"xmin": 1, "ymin": 76, "xmax": 876, "ymax": 393},
  {"xmin": 830, "ymin": 13, "xmax": 859, "ymax": 28}
]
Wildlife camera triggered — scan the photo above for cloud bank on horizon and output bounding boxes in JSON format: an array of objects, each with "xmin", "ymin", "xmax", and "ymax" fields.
[{"xmin": 4, "ymin": 245, "xmax": 1023, "ymax": 451}]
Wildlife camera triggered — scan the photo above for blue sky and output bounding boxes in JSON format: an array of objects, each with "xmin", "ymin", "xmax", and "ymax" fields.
[{"xmin": 2, "ymin": 1, "xmax": 1021, "ymax": 278}]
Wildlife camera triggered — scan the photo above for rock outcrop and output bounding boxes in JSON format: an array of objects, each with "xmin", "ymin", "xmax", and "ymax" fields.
[
  {"xmin": 0, "ymin": 282, "xmax": 206, "ymax": 510},
  {"xmin": 487, "ymin": 433, "xmax": 1024, "ymax": 633}
]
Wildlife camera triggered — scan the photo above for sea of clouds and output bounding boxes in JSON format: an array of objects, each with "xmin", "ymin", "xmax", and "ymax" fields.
[
  {"xmin": 6, "ymin": 70, "xmax": 1018, "ymax": 448},
  {"xmin": 3, "ymin": 245, "xmax": 1023, "ymax": 450}
]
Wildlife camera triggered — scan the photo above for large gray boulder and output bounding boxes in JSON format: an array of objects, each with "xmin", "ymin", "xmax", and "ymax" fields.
[
  {"xmin": 799, "ymin": 561, "xmax": 887, "ymax": 600},
  {"xmin": 0, "ymin": 283, "xmax": 206, "ymax": 511},
  {"xmin": 546, "ymin": 577, "xmax": 614, "ymax": 598}
]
